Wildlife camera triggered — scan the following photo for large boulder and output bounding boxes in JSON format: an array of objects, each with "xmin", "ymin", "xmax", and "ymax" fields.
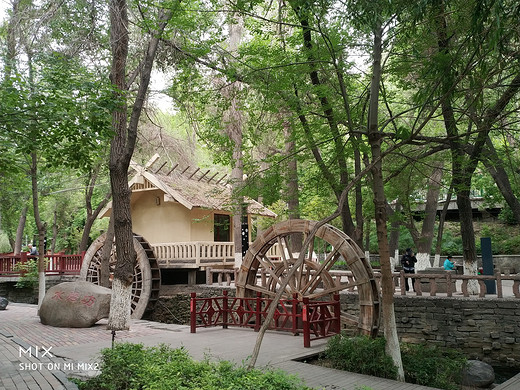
[
  {"xmin": 461, "ymin": 360, "xmax": 495, "ymax": 388},
  {"xmin": 0, "ymin": 296, "xmax": 8, "ymax": 310},
  {"xmin": 39, "ymin": 281, "xmax": 111, "ymax": 328}
]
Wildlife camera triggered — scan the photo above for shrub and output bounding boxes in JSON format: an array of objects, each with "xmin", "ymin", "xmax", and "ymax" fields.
[
  {"xmin": 74, "ymin": 343, "xmax": 311, "ymax": 390},
  {"xmin": 14, "ymin": 259, "xmax": 39, "ymax": 289},
  {"xmin": 321, "ymin": 335, "xmax": 467, "ymax": 390},
  {"xmin": 401, "ymin": 343, "xmax": 466, "ymax": 390},
  {"xmin": 322, "ymin": 334, "xmax": 398, "ymax": 379}
]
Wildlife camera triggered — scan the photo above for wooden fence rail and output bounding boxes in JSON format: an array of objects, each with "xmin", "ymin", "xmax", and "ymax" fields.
[
  {"xmin": 190, "ymin": 291, "xmax": 341, "ymax": 347},
  {"xmin": 0, "ymin": 252, "xmax": 84, "ymax": 277}
]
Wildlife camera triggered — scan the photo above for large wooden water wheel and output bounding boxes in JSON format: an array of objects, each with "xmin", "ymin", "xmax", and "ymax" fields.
[
  {"xmin": 80, "ymin": 233, "xmax": 161, "ymax": 319},
  {"xmin": 235, "ymin": 219, "xmax": 380, "ymax": 336}
]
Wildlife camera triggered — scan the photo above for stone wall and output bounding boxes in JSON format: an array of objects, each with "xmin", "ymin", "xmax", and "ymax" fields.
[
  {"xmin": 341, "ymin": 293, "xmax": 520, "ymax": 368},
  {"xmin": 0, "ymin": 276, "xmax": 79, "ymax": 303}
]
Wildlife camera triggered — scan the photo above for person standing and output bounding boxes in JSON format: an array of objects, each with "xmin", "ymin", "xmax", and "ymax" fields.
[{"xmin": 401, "ymin": 248, "xmax": 417, "ymax": 292}]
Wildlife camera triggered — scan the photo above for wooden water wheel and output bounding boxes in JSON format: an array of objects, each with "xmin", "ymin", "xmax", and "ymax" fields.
[
  {"xmin": 235, "ymin": 219, "xmax": 380, "ymax": 336},
  {"xmin": 80, "ymin": 233, "xmax": 161, "ymax": 319}
]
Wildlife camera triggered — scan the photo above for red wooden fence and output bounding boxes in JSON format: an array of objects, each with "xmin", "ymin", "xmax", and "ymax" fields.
[
  {"xmin": 0, "ymin": 252, "xmax": 84, "ymax": 277},
  {"xmin": 190, "ymin": 291, "xmax": 341, "ymax": 347}
]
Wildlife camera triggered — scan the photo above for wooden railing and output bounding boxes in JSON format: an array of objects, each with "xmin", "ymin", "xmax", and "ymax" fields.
[
  {"xmin": 190, "ymin": 291, "xmax": 341, "ymax": 347},
  {"xmin": 0, "ymin": 252, "xmax": 84, "ymax": 277},
  {"xmin": 152, "ymin": 241, "xmax": 235, "ymax": 266}
]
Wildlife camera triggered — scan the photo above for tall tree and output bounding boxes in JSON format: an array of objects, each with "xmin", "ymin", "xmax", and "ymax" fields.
[{"xmin": 107, "ymin": 0, "xmax": 173, "ymax": 330}]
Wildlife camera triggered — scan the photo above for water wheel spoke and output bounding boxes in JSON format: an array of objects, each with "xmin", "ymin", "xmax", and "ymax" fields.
[
  {"xmin": 341, "ymin": 312, "xmax": 359, "ymax": 326},
  {"xmin": 257, "ymin": 255, "xmax": 284, "ymax": 287},
  {"xmin": 245, "ymin": 283, "xmax": 278, "ymax": 298}
]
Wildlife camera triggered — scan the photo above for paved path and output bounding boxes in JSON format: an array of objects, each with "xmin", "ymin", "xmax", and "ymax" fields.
[{"xmin": 1, "ymin": 302, "xmax": 518, "ymax": 390}]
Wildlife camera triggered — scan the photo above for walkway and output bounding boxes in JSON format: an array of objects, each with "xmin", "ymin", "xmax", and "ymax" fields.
[{"xmin": 1, "ymin": 303, "xmax": 519, "ymax": 390}]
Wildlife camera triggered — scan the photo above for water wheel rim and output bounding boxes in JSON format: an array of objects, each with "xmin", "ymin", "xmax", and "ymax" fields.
[
  {"xmin": 236, "ymin": 219, "xmax": 380, "ymax": 336},
  {"xmin": 80, "ymin": 233, "xmax": 158, "ymax": 319}
]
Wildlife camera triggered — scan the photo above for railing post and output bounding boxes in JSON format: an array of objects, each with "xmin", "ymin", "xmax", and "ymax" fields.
[
  {"xmin": 400, "ymin": 270, "xmax": 406, "ymax": 295},
  {"xmin": 302, "ymin": 297, "xmax": 310, "ymax": 348},
  {"xmin": 223, "ymin": 290, "xmax": 229, "ymax": 329},
  {"xmin": 333, "ymin": 294, "xmax": 340, "ymax": 333},
  {"xmin": 255, "ymin": 292, "xmax": 262, "ymax": 332},
  {"xmin": 195, "ymin": 242, "xmax": 200, "ymax": 266},
  {"xmin": 496, "ymin": 271, "xmax": 503, "ymax": 298},
  {"xmin": 292, "ymin": 293, "xmax": 298, "ymax": 335},
  {"xmin": 190, "ymin": 292, "xmax": 197, "ymax": 333},
  {"xmin": 446, "ymin": 272, "xmax": 453, "ymax": 297}
]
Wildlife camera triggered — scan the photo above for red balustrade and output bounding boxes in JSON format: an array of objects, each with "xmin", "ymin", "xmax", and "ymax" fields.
[
  {"xmin": 0, "ymin": 252, "xmax": 85, "ymax": 277},
  {"xmin": 190, "ymin": 291, "xmax": 341, "ymax": 347}
]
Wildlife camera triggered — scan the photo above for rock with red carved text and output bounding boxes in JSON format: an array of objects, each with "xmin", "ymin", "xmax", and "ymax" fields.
[{"xmin": 39, "ymin": 281, "xmax": 111, "ymax": 327}]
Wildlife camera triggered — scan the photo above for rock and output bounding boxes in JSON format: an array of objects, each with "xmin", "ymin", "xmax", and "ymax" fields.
[
  {"xmin": 39, "ymin": 281, "xmax": 111, "ymax": 328},
  {"xmin": 0, "ymin": 296, "xmax": 8, "ymax": 310},
  {"xmin": 461, "ymin": 360, "xmax": 495, "ymax": 388}
]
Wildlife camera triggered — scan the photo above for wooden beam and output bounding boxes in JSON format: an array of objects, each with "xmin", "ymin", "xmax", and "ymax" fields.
[
  {"xmin": 198, "ymin": 170, "xmax": 211, "ymax": 181},
  {"xmin": 207, "ymin": 172, "xmax": 219, "ymax": 183},
  {"xmin": 215, "ymin": 174, "xmax": 227, "ymax": 185},
  {"xmin": 154, "ymin": 161, "xmax": 167, "ymax": 174},
  {"xmin": 167, "ymin": 163, "xmax": 179, "ymax": 175},
  {"xmin": 188, "ymin": 167, "xmax": 200, "ymax": 179},
  {"xmin": 144, "ymin": 153, "xmax": 161, "ymax": 169}
]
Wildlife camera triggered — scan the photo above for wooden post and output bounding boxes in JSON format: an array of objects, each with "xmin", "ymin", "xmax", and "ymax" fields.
[
  {"xmin": 223, "ymin": 290, "xmax": 229, "ymax": 329},
  {"xmin": 292, "ymin": 293, "xmax": 298, "ymax": 335},
  {"xmin": 333, "ymin": 294, "xmax": 340, "ymax": 333},
  {"xmin": 303, "ymin": 297, "xmax": 310, "ymax": 348},
  {"xmin": 190, "ymin": 292, "xmax": 197, "ymax": 333},
  {"xmin": 206, "ymin": 268, "xmax": 212, "ymax": 285},
  {"xmin": 255, "ymin": 292, "xmax": 262, "ymax": 332}
]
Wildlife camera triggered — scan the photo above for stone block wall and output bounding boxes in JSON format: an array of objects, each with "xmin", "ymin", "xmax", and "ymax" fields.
[{"xmin": 341, "ymin": 293, "xmax": 520, "ymax": 368}]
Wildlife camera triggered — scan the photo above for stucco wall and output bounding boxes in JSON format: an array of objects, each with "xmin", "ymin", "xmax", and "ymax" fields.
[
  {"xmin": 341, "ymin": 293, "xmax": 520, "ymax": 368},
  {"xmin": 130, "ymin": 190, "xmax": 228, "ymax": 244}
]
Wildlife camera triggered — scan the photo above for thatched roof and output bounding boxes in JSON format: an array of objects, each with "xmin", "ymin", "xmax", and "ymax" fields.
[{"xmin": 101, "ymin": 155, "xmax": 276, "ymax": 218}]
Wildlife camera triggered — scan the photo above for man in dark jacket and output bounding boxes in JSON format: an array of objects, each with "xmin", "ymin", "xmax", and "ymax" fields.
[{"xmin": 401, "ymin": 248, "xmax": 417, "ymax": 292}]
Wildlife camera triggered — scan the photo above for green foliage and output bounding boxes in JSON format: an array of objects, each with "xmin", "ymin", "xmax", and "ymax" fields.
[
  {"xmin": 323, "ymin": 335, "xmax": 398, "ymax": 379},
  {"xmin": 0, "ymin": 231, "xmax": 11, "ymax": 253},
  {"xmin": 401, "ymin": 343, "xmax": 466, "ymax": 390},
  {"xmin": 323, "ymin": 335, "xmax": 467, "ymax": 390},
  {"xmin": 13, "ymin": 259, "xmax": 39, "ymax": 289},
  {"xmin": 75, "ymin": 343, "xmax": 310, "ymax": 390}
]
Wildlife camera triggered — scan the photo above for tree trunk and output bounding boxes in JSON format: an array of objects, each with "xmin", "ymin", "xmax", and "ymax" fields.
[
  {"xmin": 367, "ymin": 25, "xmax": 404, "ymax": 381},
  {"xmin": 30, "ymin": 152, "xmax": 46, "ymax": 309},
  {"xmin": 107, "ymin": 1, "xmax": 172, "ymax": 330},
  {"xmin": 51, "ymin": 209, "xmax": 57, "ymax": 254},
  {"xmin": 284, "ymin": 121, "xmax": 303, "ymax": 252},
  {"xmin": 14, "ymin": 205, "xmax": 28, "ymax": 255},
  {"xmin": 415, "ymin": 163, "xmax": 443, "ymax": 270},
  {"xmin": 225, "ymin": 15, "xmax": 245, "ymax": 268},
  {"xmin": 481, "ymin": 137, "xmax": 520, "ymax": 223},
  {"xmin": 100, "ymin": 216, "xmax": 115, "ymax": 288}
]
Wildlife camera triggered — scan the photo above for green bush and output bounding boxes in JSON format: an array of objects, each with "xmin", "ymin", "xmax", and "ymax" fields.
[
  {"xmin": 74, "ymin": 343, "xmax": 311, "ymax": 390},
  {"xmin": 322, "ymin": 335, "xmax": 467, "ymax": 390},
  {"xmin": 13, "ymin": 259, "xmax": 39, "ymax": 289},
  {"xmin": 401, "ymin": 343, "xmax": 466, "ymax": 390},
  {"xmin": 322, "ymin": 335, "xmax": 398, "ymax": 379}
]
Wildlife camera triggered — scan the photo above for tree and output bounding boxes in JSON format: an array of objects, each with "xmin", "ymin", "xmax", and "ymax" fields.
[{"xmin": 107, "ymin": 0, "xmax": 173, "ymax": 330}]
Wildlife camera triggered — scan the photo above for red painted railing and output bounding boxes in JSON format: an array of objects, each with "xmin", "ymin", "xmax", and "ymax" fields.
[
  {"xmin": 0, "ymin": 252, "xmax": 85, "ymax": 277},
  {"xmin": 190, "ymin": 291, "xmax": 341, "ymax": 347}
]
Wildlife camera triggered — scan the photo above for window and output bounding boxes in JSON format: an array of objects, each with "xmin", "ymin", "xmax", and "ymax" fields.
[{"xmin": 214, "ymin": 214, "xmax": 231, "ymax": 242}]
